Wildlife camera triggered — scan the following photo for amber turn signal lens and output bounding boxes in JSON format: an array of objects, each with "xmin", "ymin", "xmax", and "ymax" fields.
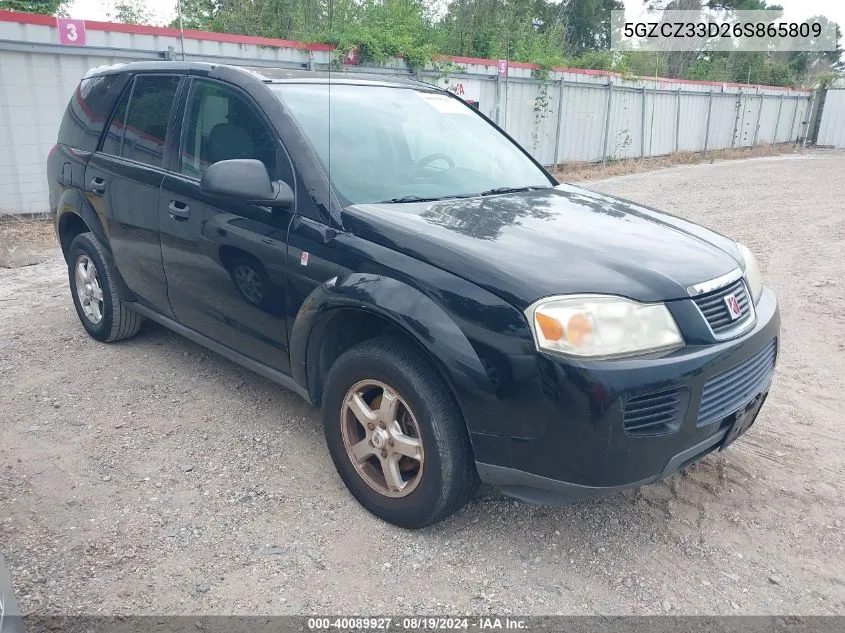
[
  {"xmin": 536, "ymin": 313, "xmax": 563, "ymax": 341},
  {"xmin": 566, "ymin": 314, "xmax": 593, "ymax": 347}
]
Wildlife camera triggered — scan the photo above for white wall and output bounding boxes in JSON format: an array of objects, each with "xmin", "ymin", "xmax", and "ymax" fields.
[{"xmin": 817, "ymin": 90, "xmax": 845, "ymax": 148}]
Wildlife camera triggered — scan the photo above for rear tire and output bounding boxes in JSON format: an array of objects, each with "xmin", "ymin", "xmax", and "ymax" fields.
[
  {"xmin": 322, "ymin": 336, "xmax": 479, "ymax": 528},
  {"xmin": 68, "ymin": 232, "xmax": 144, "ymax": 342}
]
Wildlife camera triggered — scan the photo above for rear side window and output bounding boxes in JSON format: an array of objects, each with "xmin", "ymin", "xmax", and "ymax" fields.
[
  {"xmin": 101, "ymin": 84, "xmax": 130, "ymax": 157},
  {"xmin": 58, "ymin": 74, "xmax": 120, "ymax": 152},
  {"xmin": 101, "ymin": 74, "xmax": 181, "ymax": 168}
]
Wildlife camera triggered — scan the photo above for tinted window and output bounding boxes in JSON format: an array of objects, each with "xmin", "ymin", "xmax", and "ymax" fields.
[
  {"xmin": 58, "ymin": 74, "xmax": 120, "ymax": 152},
  {"xmin": 118, "ymin": 75, "xmax": 180, "ymax": 167},
  {"xmin": 101, "ymin": 83, "xmax": 131, "ymax": 157},
  {"xmin": 180, "ymin": 80, "xmax": 277, "ymax": 179}
]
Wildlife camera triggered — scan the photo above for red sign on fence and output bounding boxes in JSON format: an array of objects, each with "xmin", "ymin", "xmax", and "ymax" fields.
[
  {"xmin": 57, "ymin": 18, "xmax": 87, "ymax": 46},
  {"xmin": 342, "ymin": 46, "xmax": 360, "ymax": 65},
  {"xmin": 497, "ymin": 59, "xmax": 508, "ymax": 77}
]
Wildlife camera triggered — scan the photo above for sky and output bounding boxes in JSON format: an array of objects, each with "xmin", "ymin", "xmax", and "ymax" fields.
[{"xmin": 65, "ymin": 0, "xmax": 845, "ymax": 40}]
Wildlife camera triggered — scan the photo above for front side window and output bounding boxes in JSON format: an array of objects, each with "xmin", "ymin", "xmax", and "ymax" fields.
[
  {"xmin": 180, "ymin": 80, "xmax": 278, "ymax": 179},
  {"xmin": 101, "ymin": 74, "xmax": 180, "ymax": 167},
  {"xmin": 271, "ymin": 84, "xmax": 552, "ymax": 205}
]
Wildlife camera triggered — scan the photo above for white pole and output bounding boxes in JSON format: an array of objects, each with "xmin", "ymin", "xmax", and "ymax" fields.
[{"xmin": 177, "ymin": 0, "xmax": 186, "ymax": 61}]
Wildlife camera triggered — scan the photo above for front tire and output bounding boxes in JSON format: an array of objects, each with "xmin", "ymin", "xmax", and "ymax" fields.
[
  {"xmin": 322, "ymin": 336, "xmax": 479, "ymax": 528},
  {"xmin": 68, "ymin": 232, "xmax": 143, "ymax": 342},
  {"xmin": 226, "ymin": 255, "xmax": 269, "ymax": 307}
]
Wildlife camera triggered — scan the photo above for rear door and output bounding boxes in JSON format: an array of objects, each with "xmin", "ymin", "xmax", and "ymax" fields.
[
  {"xmin": 158, "ymin": 77, "xmax": 294, "ymax": 373},
  {"xmin": 51, "ymin": 73, "xmax": 130, "ymax": 212},
  {"xmin": 85, "ymin": 72, "xmax": 184, "ymax": 316}
]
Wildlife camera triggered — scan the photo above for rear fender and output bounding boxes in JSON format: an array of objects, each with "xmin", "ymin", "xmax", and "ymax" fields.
[
  {"xmin": 56, "ymin": 188, "xmax": 109, "ymax": 260},
  {"xmin": 55, "ymin": 187, "xmax": 133, "ymax": 299}
]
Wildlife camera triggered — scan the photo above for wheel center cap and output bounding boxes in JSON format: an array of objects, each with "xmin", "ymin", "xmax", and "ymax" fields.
[{"xmin": 371, "ymin": 428, "xmax": 388, "ymax": 449}]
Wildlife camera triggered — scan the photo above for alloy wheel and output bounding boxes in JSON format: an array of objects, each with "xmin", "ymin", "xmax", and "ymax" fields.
[
  {"xmin": 340, "ymin": 379, "xmax": 425, "ymax": 498},
  {"xmin": 74, "ymin": 254, "xmax": 104, "ymax": 324},
  {"xmin": 233, "ymin": 264, "xmax": 264, "ymax": 304}
]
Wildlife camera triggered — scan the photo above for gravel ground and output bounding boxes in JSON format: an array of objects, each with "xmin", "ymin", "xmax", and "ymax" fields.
[{"xmin": 1, "ymin": 151, "xmax": 844, "ymax": 616}]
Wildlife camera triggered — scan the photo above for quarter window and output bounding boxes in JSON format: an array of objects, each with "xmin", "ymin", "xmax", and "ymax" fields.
[
  {"xmin": 58, "ymin": 74, "xmax": 120, "ymax": 153},
  {"xmin": 180, "ymin": 80, "xmax": 277, "ymax": 179},
  {"xmin": 101, "ymin": 74, "xmax": 181, "ymax": 168}
]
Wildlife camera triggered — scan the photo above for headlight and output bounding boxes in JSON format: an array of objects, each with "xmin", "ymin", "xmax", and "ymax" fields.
[
  {"xmin": 737, "ymin": 243, "xmax": 763, "ymax": 305},
  {"xmin": 525, "ymin": 295, "xmax": 684, "ymax": 359}
]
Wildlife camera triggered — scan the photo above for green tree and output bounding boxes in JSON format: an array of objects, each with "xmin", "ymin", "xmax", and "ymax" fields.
[
  {"xmin": 0, "ymin": 0, "xmax": 67, "ymax": 14},
  {"xmin": 171, "ymin": 0, "xmax": 221, "ymax": 32},
  {"xmin": 786, "ymin": 16, "xmax": 844, "ymax": 80},
  {"xmin": 435, "ymin": 0, "xmax": 622, "ymax": 68},
  {"xmin": 110, "ymin": 0, "xmax": 154, "ymax": 25},
  {"xmin": 560, "ymin": 0, "xmax": 624, "ymax": 54},
  {"xmin": 166, "ymin": 0, "xmax": 839, "ymax": 85},
  {"xmin": 330, "ymin": 0, "xmax": 440, "ymax": 68}
]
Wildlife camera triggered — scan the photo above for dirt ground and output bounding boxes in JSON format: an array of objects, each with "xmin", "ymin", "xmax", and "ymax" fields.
[{"xmin": 1, "ymin": 151, "xmax": 844, "ymax": 617}]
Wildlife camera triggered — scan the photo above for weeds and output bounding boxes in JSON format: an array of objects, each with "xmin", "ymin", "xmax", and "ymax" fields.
[{"xmin": 551, "ymin": 144, "xmax": 809, "ymax": 182}]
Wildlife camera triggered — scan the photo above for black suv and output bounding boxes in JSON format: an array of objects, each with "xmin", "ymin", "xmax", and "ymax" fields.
[{"xmin": 48, "ymin": 62, "xmax": 779, "ymax": 528}]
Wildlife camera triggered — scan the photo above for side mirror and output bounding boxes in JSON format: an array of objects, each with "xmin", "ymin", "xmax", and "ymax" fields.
[{"xmin": 200, "ymin": 159, "xmax": 293, "ymax": 209}]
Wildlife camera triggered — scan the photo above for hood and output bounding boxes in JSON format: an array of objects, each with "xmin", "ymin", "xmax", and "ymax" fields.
[{"xmin": 342, "ymin": 184, "xmax": 743, "ymax": 309}]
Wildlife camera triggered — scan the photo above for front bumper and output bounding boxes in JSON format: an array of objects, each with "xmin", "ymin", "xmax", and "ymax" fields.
[{"xmin": 476, "ymin": 286, "xmax": 780, "ymax": 504}]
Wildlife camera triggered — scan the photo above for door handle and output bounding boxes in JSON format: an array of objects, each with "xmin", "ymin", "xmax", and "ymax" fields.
[
  {"xmin": 90, "ymin": 177, "xmax": 107, "ymax": 195},
  {"xmin": 168, "ymin": 200, "xmax": 190, "ymax": 220}
]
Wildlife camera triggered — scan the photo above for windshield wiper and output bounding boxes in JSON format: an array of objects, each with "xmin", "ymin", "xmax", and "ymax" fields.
[
  {"xmin": 379, "ymin": 188, "xmax": 547, "ymax": 203},
  {"xmin": 379, "ymin": 194, "xmax": 472, "ymax": 204},
  {"xmin": 478, "ymin": 186, "xmax": 547, "ymax": 197}
]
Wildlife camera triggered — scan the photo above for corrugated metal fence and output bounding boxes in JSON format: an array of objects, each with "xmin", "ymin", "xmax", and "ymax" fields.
[
  {"xmin": 0, "ymin": 10, "xmax": 819, "ymax": 214},
  {"xmin": 463, "ymin": 73, "xmax": 814, "ymax": 166},
  {"xmin": 817, "ymin": 90, "xmax": 845, "ymax": 149}
]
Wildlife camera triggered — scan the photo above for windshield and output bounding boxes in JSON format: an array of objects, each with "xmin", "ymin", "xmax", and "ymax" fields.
[{"xmin": 271, "ymin": 83, "xmax": 552, "ymax": 205}]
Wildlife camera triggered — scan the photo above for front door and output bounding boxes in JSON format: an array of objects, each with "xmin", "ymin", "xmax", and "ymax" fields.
[
  {"xmin": 85, "ymin": 73, "xmax": 184, "ymax": 317},
  {"xmin": 158, "ymin": 78, "xmax": 293, "ymax": 373}
]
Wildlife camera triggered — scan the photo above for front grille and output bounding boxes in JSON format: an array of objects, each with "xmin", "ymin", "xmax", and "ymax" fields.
[
  {"xmin": 623, "ymin": 387, "xmax": 688, "ymax": 437},
  {"xmin": 698, "ymin": 340, "xmax": 777, "ymax": 426},
  {"xmin": 692, "ymin": 278, "xmax": 753, "ymax": 336}
]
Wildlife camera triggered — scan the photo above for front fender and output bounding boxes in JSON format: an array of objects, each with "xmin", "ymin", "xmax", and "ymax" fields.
[{"xmin": 290, "ymin": 273, "xmax": 504, "ymax": 437}]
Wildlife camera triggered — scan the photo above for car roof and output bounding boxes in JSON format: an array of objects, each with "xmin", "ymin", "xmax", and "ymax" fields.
[{"xmin": 84, "ymin": 61, "xmax": 435, "ymax": 90}]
